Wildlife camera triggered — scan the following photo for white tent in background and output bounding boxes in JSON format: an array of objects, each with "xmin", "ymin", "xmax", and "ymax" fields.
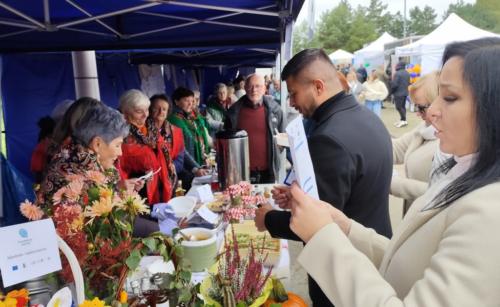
[
  {"xmin": 329, "ymin": 49, "xmax": 354, "ymax": 65},
  {"xmin": 354, "ymin": 32, "xmax": 397, "ymax": 70},
  {"xmin": 396, "ymin": 13, "xmax": 500, "ymax": 75}
]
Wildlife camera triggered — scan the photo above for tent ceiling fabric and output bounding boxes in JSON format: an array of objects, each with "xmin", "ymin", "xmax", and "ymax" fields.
[
  {"xmin": 129, "ymin": 46, "xmax": 277, "ymax": 67},
  {"xmin": 0, "ymin": 0, "xmax": 303, "ymax": 53}
]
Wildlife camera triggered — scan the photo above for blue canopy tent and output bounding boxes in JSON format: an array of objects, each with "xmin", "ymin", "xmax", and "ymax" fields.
[
  {"xmin": 0, "ymin": 0, "xmax": 303, "ymax": 222},
  {"xmin": 0, "ymin": 0, "xmax": 302, "ymax": 52}
]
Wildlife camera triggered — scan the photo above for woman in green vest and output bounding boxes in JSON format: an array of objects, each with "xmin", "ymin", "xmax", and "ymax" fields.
[{"xmin": 168, "ymin": 87, "xmax": 210, "ymax": 165}]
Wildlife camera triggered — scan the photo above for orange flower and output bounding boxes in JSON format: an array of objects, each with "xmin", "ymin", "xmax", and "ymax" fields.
[
  {"xmin": 65, "ymin": 179, "xmax": 84, "ymax": 201},
  {"xmin": 6, "ymin": 289, "xmax": 29, "ymax": 307},
  {"xmin": 52, "ymin": 188, "xmax": 65, "ymax": 204},
  {"xmin": 6, "ymin": 289, "xmax": 29, "ymax": 300},
  {"xmin": 84, "ymin": 196, "xmax": 114, "ymax": 223},
  {"xmin": 19, "ymin": 200, "xmax": 43, "ymax": 220},
  {"xmin": 119, "ymin": 291, "xmax": 127, "ymax": 304},
  {"xmin": 99, "ymin": 188, "xmax": 113, "ymax": 199},
  {"xmin": 86, "ymin": 171, "xmax": 107, "ymax": 185}
]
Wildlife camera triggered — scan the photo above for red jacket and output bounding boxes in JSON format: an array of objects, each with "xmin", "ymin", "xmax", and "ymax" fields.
[
  {"xmin": 120, "ymin": 133, "xmax": 173, "ymax": 205},
  {"xmin": 170, "ymin": 125, "xmax": 185, "ymax": 161}
]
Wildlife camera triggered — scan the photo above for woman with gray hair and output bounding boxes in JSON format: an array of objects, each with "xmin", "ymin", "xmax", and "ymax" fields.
[
  {"xmin": 39, "ymin": 103, "xmax": 129, "ymax": 203},
  {"xmin": 119, "ymin": 89, "xmax": 176, "ymax": 205},
  {"xmin": 206, "ymin": 83, "xmax": 231, "ymax": 138}
]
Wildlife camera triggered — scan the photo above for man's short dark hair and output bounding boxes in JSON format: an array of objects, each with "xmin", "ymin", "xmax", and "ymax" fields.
[{"xmin": 281, "ymin": 48, "xmax": 334, "ymax": 81}]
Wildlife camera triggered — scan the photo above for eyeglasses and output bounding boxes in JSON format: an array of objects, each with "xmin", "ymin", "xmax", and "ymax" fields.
[{"xmin": 416, "ymin": 104, "xmax": 431, "ymax": 114}]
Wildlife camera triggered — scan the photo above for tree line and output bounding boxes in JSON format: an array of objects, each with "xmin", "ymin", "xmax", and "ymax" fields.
[{"xmin": 293, "ymin": 0, "xmax": 500, "ymax": 55}]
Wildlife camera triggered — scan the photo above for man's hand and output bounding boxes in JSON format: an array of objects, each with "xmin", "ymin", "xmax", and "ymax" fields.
[
  {"xmin": 254, "ymin": 203, "xmax": 274, "ymax": 232},
  {"xmin": 272, "ymin": 185, "xmax": 292, "ymax": 209}
]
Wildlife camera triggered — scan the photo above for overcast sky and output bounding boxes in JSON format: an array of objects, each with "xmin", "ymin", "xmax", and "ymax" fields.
[{"xmin": 296, "ymin": 0, "xmax": 476, "ymax": 24}]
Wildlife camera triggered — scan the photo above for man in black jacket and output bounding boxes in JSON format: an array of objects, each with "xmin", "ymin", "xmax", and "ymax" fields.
[
  {"xmin": 391, "ymin": 61, "xmax": 411, "ymax": 128},
  {"xmin": 255, "ymin": 49, "xmax": 393, "ymax": 306}
]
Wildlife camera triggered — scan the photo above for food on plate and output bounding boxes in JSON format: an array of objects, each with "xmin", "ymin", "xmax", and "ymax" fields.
[{"xmin": 230, "ymin": 233, "xmax": 280, "ymax": 251}]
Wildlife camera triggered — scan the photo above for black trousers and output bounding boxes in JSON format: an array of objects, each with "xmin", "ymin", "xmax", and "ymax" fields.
[
  {"xmin": 309, "ymin": 276, "xmax": 335, "ymax": 306},
  {"xmin": 394, "ymin": 95, "xmax": 407, "ymax": 121}
]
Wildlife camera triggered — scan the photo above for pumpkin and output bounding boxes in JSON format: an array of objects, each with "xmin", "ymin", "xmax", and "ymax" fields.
[
  {"xmin": 263, "ymin": 292, "xmax": 307, "ymax": 307},
  {"xmin": 263, "ymin": 278, "xmax": 307, "ymax": 307}
]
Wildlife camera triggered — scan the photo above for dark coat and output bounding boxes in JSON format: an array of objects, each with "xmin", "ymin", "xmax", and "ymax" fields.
[
  {"xmin": 391, "ymin": 63, "xmax": 411, "ymax": 97},
  {"xmin": 225, "ymin": 95, "xmax": 285, "ymax": 178},
  {"xmin": 265, "ymin": 92, "xmax": 393, "ymax": 306}
]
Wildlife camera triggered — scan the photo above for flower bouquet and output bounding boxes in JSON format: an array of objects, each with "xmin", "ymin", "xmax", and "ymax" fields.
[
  {"xmin": 20, "ymin": 170, "xmax": 200, "ymax": 305},
  {"xmin": 0, "ymin": 289, "xmax": 29, "ymax": 307},
  {"xmin": 223, "ymin": 182, "xmax": 267, "ymax": 222},
  {"xmin": 200, "ymin": 227, "xmax": 273, "ymax": 307}
]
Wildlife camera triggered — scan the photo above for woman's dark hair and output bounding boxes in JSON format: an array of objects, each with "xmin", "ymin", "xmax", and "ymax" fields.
[
  {"xmin": 36, "ymin": 116, "xmax": 55, "ymax": 141},
  {"xmin": 171, "ymin": 87, "xmax": 194, "ymax": 103},
  {"xmin": 427, "ymin": 37, "xmax": 500, "ymax": 210},
  {"xmin": 52, "ymin": 97, "xmax": 104, "ymax": 146},
  {"xmin": 150, "ymin": 93, "xmax": 173, "ymax": 117}
]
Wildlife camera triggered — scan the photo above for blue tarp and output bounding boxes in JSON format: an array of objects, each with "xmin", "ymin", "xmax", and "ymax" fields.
[
  {"xmin": 0, "ymin": 0, "xmax": 304, "ymax": 180},
  {"xmin": 1, "ymin": 154, "xmax": 33, "ymax": 226},
  {"xmin": 1, "ymin": 53, "xmax": 141, "ymax": 178},
  {"xmin": 0, "ymin": 0, "xmax": 303, "ymax": 53}
]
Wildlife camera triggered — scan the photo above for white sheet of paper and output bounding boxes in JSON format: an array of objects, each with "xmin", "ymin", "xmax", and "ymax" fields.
[
  {"xmin": 197, "ymin": 184, "xmax": 215, "ymax": 203},
  {"xmin": 286, "ymin": 116, "xmax": 319, "ymax": 200},
  {"xmin": 0, "ymin": 219, "xmax": 62, "ymax": 287},
  {"xmin": 196, "ymin": 205, "xmax": 219, "ymax": 224}
]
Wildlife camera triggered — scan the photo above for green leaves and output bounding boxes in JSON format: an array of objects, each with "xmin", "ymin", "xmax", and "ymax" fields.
[
  {"xmin": 408, "ymin": 6, "xmax": 437, "ymax": 35},
  {"xmin": 125, "ymin": 249, "xmax": 141, "ymax": 270},
  {"xmin": 142, "ymin": 237, "xmax": 157, "ymax": 251},
  {"xmin": 178, "ymin": 288, "xmax": 192, "ymax": 302}
]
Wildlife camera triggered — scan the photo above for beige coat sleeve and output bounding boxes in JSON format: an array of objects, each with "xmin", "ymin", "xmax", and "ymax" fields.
[
  {"xmin": 392, "ymin": 129, "xmax": 418, "ymax": 164},
  {"xmin": 390, "ymin": 176, "xmax": 428, "ymax": 200},
  {"xmin": 347, "ymin": 220, "xmax": 389, "ymax": 267},
  {"xmin": 298, "ymin": 191, "xmax": 500, "ymax": 307}
]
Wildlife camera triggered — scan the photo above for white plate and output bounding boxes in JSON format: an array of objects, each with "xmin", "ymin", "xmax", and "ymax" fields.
[{"xmin": 192, "ymin": 174, "xmax": 213, "ymax": 185}]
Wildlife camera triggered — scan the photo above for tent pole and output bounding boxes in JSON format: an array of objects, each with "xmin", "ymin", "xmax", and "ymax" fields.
[
  {"xmin": 57, "ymin": 2, "xmax": 160, "ymax": 29},
  {"xmin": 43, "ymin": 0, "xmax": 50, "ymax": 25},
  {"xmin": 155, "ymin": 1, "xmax": 279, "ymax": 17},
  {"xmin": 66, "ymin": 0, "xmax": 123, "ymax": 37},
  {"xmin": 0, "ymin": 1, "xmax": 45, "ymax": 28},
  {"xmin": 71, "ymin": 51, "xmax": 100, "ymax": 100},
  {"xmin": 278, "ymin": 19, "xmax": 293, "ymax": 183}
]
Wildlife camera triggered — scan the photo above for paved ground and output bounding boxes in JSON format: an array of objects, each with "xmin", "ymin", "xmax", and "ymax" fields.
[{"xmin": 286, "ymin": 102, "xmax": 420, "ymax": 305}]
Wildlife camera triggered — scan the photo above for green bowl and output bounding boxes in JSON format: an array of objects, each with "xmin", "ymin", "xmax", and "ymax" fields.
[{"xmin": 178, "ymin": 228, "xmax": 217, "ymax": 272}]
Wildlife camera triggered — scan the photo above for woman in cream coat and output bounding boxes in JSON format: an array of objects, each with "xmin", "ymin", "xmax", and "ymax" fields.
[
  {"xmin": 275, "ymin": 38, "xmax": 500, "ymax": 306},
  {"xmin": 391, "ymin": 71, "xmax": 440, "ymax": 213},
  {"xmin": 360, "ymin": 70, "xmax": 388, "ymax": 117}
]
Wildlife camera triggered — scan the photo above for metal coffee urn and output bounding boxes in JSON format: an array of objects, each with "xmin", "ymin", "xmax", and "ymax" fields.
[{"xmin": 215, "ymin": 130, "xmax": 250, "ymax": 189}]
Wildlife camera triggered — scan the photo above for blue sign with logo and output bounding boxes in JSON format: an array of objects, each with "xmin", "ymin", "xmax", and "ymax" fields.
[{"xmin": 18, "ymin": 228, "xmax": 28, "ymax": 238}]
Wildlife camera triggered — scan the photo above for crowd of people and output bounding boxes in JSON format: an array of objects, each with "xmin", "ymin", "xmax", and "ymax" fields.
[
  {"xmin": 30, "ymin": 72, "xmax": 284, "ymax": 234},
  {"xmin": 27, "ymin": 36, "xmax": 500, "ymax": 306}
]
